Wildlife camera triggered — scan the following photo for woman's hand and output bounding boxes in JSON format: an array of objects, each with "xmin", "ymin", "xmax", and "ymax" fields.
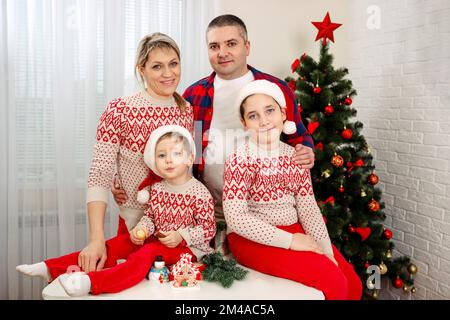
[
  {"xmin": 158, "ymin": 231, "xmax": 183, "ymax": 248},
  {"xmin": 78, "ymin": 240, "xmax": 107, "ymax": 272},
  {"xmin": 130, "ymin": 227, "xmax": 147, "ymax": 246},
  {"xmin": 111, "ymin": 174, "xmax": 128, "ymax": 205},
  {"xmin": 289, "ymin": 233, "xmax": 324, "ymax": 254}
]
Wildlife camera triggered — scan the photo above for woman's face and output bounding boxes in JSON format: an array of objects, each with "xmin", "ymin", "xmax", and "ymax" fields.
[
  {"xmin": 139, "ymin": 47, "xmax": 181, "ymax": 100},
  {"xmin": 241, "ymin": 94, "xmax": 286, "ymax": 146}
]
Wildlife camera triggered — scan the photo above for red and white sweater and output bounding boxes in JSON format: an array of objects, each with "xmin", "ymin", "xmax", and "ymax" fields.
[
  {"xmin": 135, "ymin": 177, "xmax": 216, "ymax": 260},
  {"xmin": 223, "ymin": 139, "xmax": 333, "ymax": 256},
  {"xmin": 87, "ymin": 90, "xmax": 193, "ymax": 230}
]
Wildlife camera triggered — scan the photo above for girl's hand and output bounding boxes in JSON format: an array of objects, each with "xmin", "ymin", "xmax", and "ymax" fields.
[
  {"xmin": 130, "ymin": 227, "xmax": 147, "ymax": 246},
  {"xmin": 159, "ymin": 231, "xmax": 183, "ymax": 248},
  {"xmin": 289, "ymin": 233, "xmax": 324, "ymax": 254}
]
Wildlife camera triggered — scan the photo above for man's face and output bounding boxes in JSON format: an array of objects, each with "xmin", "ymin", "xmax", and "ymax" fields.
[{"xmin": 206, "ymin": 25, "xmax": 250, "ymax": 80}]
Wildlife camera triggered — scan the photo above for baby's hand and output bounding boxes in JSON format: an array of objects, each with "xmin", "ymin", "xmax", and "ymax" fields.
[
  {"xmin": 130, "ymin": 227, "xmax": 147, "ymax": 246},
  {"xmin": 158, "ymin": 231, "xmax": 183, "ymax": 248}
]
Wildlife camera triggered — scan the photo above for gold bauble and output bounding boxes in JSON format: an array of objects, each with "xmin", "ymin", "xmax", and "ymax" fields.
[
  {"xmin": 379, "ymin": 262, "xmax": 388, "ymax": 275},
  {"xmin": 371, "ymin": 290, "xmax": 379, "ymax": 299},
  {"xmin": 403, "ymin": 285, "xmax": 409, "ymax": 293},
  {"xmin": 411, "ymin": 287, "xmax": 417, "ymax": 294},
  {"xmin": 361, "ymin": 189, "xmax": 367, "ymax": 197},
  {"xmin": 386, "ymin": 250, "xmax": 392, "ymax": 259},
  {"xmin": 408, "ymin": 264, "xmax": 418, "ymax": 275}
]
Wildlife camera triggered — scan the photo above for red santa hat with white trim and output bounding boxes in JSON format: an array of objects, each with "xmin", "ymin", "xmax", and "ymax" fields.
[{"xmin": 137, "ymin": 125, "xmax": 196, "ymax": 204}]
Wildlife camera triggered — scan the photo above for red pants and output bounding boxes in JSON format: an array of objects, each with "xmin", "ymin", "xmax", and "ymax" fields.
[
  {"xmin": 45, "ymin": 233, "xmax": 195, "ymax": 295},
  {"xmin": 117, "ymin": 216, "xmax": 129, "ymax": 236},
  {"xmin": 227, "ymin": 223, "xmax": 362, "ymax": 300}
]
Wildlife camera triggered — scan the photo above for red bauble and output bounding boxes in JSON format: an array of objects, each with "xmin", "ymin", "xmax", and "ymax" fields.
[
  {"xmin": 384, "ymin": 229, "xmax": 393, "ymax": 240},
  {"xmin": 331, "ymin": 154, "xmax": 344, "ymax": 168},
  {"xmin": 344, "ymin": 96, "xmax": 352, "ymax": 105},
  {"xmin": 348, "ymin": 225, "xmax": 355, "ymax": 233},
  {"xmin": 368, "ymin": 199, "xmax": 380, "ymax": 212},
  {"xmin": 339, "ymin": 185, "xmax": 345, "ymax": 193},
  {"xmin": 393, "ymin": 277, "xmax": 403, "ymax": 289},
  {"xmin": 364, "ymin": 262, "xmax": 370, "ymax": 269},
  {"xmin": 341, "ymin": 128, "xmax": 353, "ymax": 140},
  {"xmin": 368, "ymin": 173, "xmax": 379, "ymax": 185},
  {"xmin": 313, "ymin": 86, "xmax": 321, "ymax": 94},
  {"xmin": 324, "ymin": 104, "xmax": 334, "ymax": 116}
]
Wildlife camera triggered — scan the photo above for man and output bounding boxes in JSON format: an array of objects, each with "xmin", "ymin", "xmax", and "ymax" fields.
[{"xmin": 113, "ymin": 14, "xmax": 315, "ymax": 220}]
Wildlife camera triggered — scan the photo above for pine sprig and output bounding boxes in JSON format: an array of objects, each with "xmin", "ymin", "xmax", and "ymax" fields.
[{"xmin": 202, "ymin": 252, "xmax": 249, "ymax": 288}]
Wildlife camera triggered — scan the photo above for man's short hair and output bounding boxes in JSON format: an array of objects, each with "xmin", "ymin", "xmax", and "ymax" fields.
[{"xmin": 206, "ymin": 14, "xmax": 248, "ymax": 41}]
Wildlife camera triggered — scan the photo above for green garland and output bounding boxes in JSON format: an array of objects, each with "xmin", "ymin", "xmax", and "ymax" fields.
[{"xmin": 202, "ymin": 252, "xmax": 248, "ymax": 288}]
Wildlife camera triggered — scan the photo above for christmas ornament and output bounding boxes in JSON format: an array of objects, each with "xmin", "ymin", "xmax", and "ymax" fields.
[
  {"xmin": 403, "ymin": 285, "xmax": 409, "ymax": 293},
  {"xmin": 361, "ymin": 189, "xmax": 367, "ymax": 197},
  {"xmin": 348, "ymin": 225, "xmax": 355, "ymax": 233},
  {"xmin": 386, "ymin": 250, "xmax": 392, "ymax": 259},
  {"xmin": 379, "ymin": 262, "xmax": 388, "ymax": 275},
  {"xmin": 301, "ymin": 53, "xmax": 307, "ymax": 61},
  {"xmin": 288, "ymin": 80, "xmax": 296, "ymax": 92},
  {"xmin": 324, "ymin": 196, "xmax": 335, "ymax": 206},
  {"xmin": 136, "ymin": 229, "xmax": 146, "ymax": 241},
  {"xmin": 311, "ymin": 12, "xmax": 342, "ymax": 45},
  {"xmin": 308, "ymin": 121, "xmax": 319, "ymax": 134},
  {"xmin": 344, "ymin": 96, "xmax": 352, "ymax": 106},
  {"xmin": 315, "ymin": 142, "xmax": 323, "ymax": 151},
  {"xmin": 172, "ymin": 253, "xmax": 200, "ymax": 288},
  {"xmin": 371, "ymin": 290, "xmax": 379, "ymax": 299},
  {"xmin": 297, "ymin": 103, "xmax": 303, "ymax": 113},
  {"xmin": 331, "ymin": 154, "xmax": 344, "ymax": 167},
  {"xmin": 341, "ymin": 128, "xmax": 353, "ymax": 140},
  {"xmin": 355, "ymin": 227, "xmax": 371, "ymax": 241},
  {"xmin": 339, "ymin": 185, "xmax": 345, "ymax": 193},
  {"xmin": 324, "ymin": 103, "xmax": 334, "ymax": 116},
  {"xmin": 321, "ymin": 170, "xmax": 331, "ymax": 178},
  {"xmin": 411, "ymin": 287, "xmax": 417, "ymax": 294},
  {"xmin": 364, "ymin": 261, "xmax": 370, "ymax": 269},
  {"xmin": 368, "ymin": 173, "xmax": 379, "ymax": 185},
  {"xmin": 291, "ymin": 59, "xmax": 300, "ymax": 73},
  {"xmin": 383, "ymin": 228, "xmax": 393, "ymax": 240},
  {"xmin": 368, "ymin": 199, "xmax": 380, "ymax": 212},
  {"xmin": 147, "ymin": 255, "xmax": 170, "ymax": 283},
  {"xmin": 408, "ymin": 264, "xmax": 418, "ymax": 275},
  {"xmin": 393, "ymin": 277, "xmax": 403, "ymax": 289},
  {"xmin": 313, "ymin": 84, "xmax": 321, "ymax": 94}
]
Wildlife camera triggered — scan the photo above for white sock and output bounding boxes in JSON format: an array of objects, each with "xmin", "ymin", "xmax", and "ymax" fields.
[
  {"xmin": 16, "ymin": 262, "xmax": 50, "ymax": 281},
  {"xmin": 59, "ymin": 272, "xmax": 91, "ymax": 297}
]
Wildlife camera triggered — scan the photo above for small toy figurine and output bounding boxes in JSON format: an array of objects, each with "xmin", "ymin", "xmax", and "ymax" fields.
[
  {"xmin": 147, "ymin": 255, "xmax": 169, "ymax": 283},
  {"xmin": 171, "ymin": 253, "xmax": 200, "ymax": 288}
]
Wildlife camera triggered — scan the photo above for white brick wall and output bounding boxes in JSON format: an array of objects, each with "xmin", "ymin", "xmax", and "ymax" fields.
[{"xmin": 347, "ymin": 0, "xmax": 450, "ymax": 299}]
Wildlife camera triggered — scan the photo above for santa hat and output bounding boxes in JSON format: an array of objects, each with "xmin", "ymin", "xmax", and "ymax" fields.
[
  {"xmin": 235, "ymin": 79, "xmax": 297, "ymax": 135},
  {"xmin": 137, "ymin": 125, "xmax": 196, "ymax": 204}
]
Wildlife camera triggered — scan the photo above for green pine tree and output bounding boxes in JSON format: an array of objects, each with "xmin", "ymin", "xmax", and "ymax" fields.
[{"xmin": 286, "ymin": 42, "xmax": 417, "ymax": 298}]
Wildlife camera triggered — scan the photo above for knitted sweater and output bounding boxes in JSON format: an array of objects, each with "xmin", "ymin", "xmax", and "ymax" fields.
[
  {"xmin": 86, "ymin": 90, "xmax": 194, "ymax": 230},
  {"xmin": 135, "ymin": 177, "xmax": 216, "ymax": 260},
  {"xmin": 222, "ymin": 139, "xmax": 333, "ymax": 256}
]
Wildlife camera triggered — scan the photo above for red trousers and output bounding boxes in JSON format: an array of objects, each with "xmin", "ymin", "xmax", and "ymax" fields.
[
  {"xmin": 117, "ymin": 215, "xmax": 129, "ymax": 236},
  {"xmin": 45, "ymin": 233, "xmax": 195, "ymax": 295},
  {"xmin": 227, "ymin": 223, "xmax": 362, "ymax": 300}
]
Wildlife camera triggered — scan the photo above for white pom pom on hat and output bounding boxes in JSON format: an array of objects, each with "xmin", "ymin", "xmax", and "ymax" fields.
[{"xmin": 235, "ymin": 79, "xmax": 297, "ymax": 135}]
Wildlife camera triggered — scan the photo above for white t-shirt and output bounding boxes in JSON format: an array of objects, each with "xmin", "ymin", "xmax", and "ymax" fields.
[{"xmin": 203, "ymin": 71, "xmax": 254, "ymax": 219}]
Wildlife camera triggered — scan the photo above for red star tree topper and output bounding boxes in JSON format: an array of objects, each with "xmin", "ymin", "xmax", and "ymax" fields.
[{"xmin": 311, "ymin": 12, "xmax": 342, "ymax": 45}]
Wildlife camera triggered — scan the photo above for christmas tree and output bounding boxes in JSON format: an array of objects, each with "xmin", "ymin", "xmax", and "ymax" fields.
[{"xmin": 285, "ymin": 12, "xmax": 418, "ymax": 299}]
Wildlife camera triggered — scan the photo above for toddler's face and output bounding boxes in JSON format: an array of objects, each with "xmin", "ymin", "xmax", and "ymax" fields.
[
  {"xmin": 241, "ymin": 94, "xmax": 286, "ymax": 146},
  {"xmin": 155, "ymin": 137, "xmax": 193, "ymax": 179}
]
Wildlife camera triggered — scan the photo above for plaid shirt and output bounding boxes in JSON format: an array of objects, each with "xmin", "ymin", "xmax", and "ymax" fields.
[{"xmin": 183, "ymin": 65, "xmax": 314, "ymax": 180}]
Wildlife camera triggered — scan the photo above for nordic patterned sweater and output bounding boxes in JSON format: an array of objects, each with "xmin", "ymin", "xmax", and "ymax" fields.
[
  {"xmin": 135, "ymin": 177, "xmax": 216, "ymax": 260},
  {"xmin": 86, "ymin": 90, "xmax": 194, "ymax": 231},
  {"xmin": 222, "ymin": 138, "xmax": 333, "ymax": 256}
]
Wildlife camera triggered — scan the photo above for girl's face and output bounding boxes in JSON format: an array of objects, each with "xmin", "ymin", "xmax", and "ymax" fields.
[
  {"xmin": 155, "ymin": 137, "xmax": 193, "ymax": 180},
  {"xmin": 139, "ymin": 47, "xmax": 181, "ymax": 100},
  {"xmin": 241, "ymin": 94, "xmax": 286, "ymax": 146}
]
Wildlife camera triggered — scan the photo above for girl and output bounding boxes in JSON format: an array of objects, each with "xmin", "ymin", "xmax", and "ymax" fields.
[
  {"xmin": 222, "ymin": 80, "xmax": 362, "ymax": 300},
  {"xmin": 17, "ymin": 125, "xmax": 216, "ymax": 296}
]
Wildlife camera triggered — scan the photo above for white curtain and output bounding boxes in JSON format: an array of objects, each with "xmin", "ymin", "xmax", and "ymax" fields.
[{"xmin": 0, "ymin": 0, "xmax": 218, "ymax": 300}]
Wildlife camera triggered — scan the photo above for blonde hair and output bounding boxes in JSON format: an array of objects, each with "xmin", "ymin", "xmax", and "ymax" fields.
[{"xmin": 135, "ymin": 32, "xmax": 187, "ymax": 112}]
